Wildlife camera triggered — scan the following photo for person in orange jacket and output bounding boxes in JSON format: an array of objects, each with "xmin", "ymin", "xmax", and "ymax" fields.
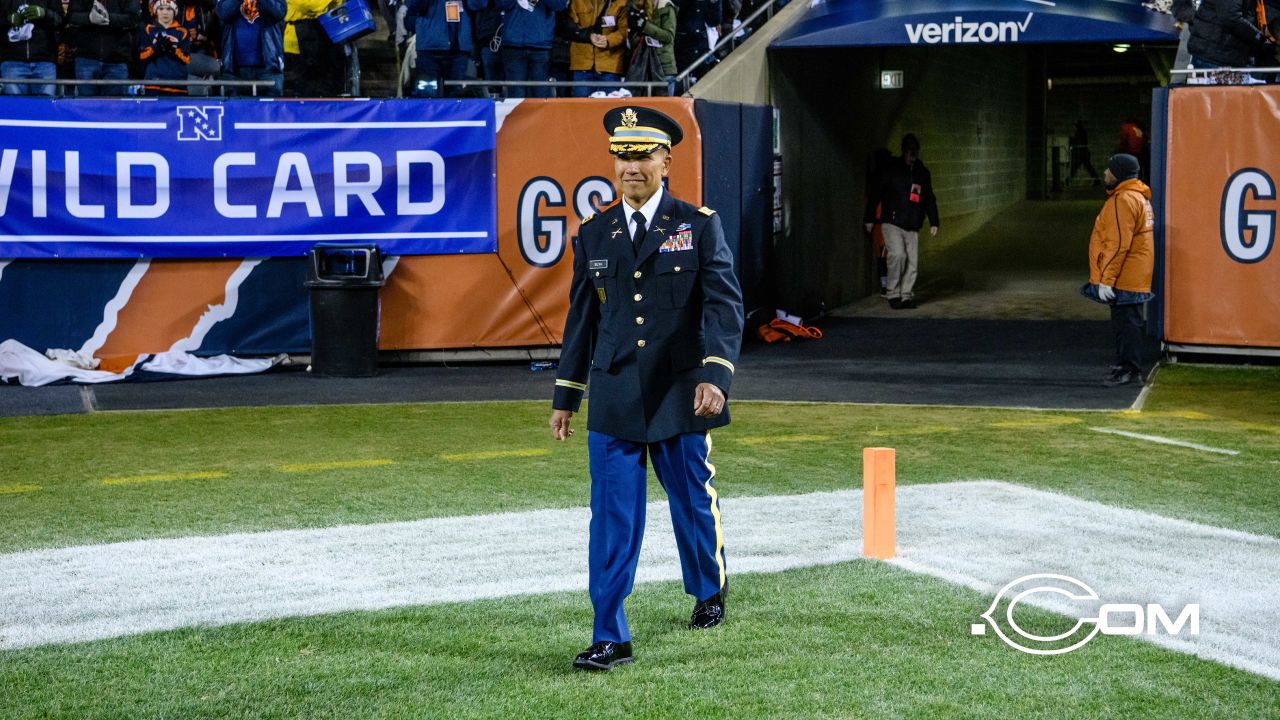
[{"xmin": 1082, "ymin": 153, "xmax": 1155, "ymax": 388}]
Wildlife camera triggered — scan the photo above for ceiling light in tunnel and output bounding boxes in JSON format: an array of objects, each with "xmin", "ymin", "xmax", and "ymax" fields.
[{"xmin": 1112, "ymin": 43, "xmax": 1131, "ymax": 53}]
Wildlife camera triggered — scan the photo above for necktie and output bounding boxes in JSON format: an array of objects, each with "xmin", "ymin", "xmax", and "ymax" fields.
[{"xmin": 631, "ymin": 211, "xmax": 646, "ymax": 248}]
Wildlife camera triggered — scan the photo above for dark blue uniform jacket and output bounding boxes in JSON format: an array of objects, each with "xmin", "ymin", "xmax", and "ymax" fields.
[{"xmin": 553, "ymin": 191, "xmax": 744, "ymax": 444}]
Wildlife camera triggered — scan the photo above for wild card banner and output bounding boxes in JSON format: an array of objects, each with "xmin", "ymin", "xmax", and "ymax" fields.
[{"xmin": 0, "ymin": 99, "xmax": 496, "ymax": 259}]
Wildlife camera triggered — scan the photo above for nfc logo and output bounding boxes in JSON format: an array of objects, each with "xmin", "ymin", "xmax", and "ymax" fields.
[
  {"xmin": 176, "ymin": 106, "xmax": 224, "ymax": 142},
  {"xmin": 1221, "ymin": 168, "xmax": 1275, "ymax": 264}
]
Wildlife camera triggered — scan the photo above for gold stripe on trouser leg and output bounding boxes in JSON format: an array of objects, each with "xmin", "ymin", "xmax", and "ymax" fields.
[{"xmin": 702, "ymin": 432, "xmax": 727, "ymax": 591}]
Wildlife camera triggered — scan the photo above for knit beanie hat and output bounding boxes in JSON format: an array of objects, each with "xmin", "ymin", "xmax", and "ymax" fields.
[{"xmin": 1108, "ymin": 153, "xmax": 1140, "ymax": 181}]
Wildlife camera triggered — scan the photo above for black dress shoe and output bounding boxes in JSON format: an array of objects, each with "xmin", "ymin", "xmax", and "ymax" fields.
[
  {"xmin": 888, "ymin": 298, "xmax": 903, "ymax": 309},
  {"xmin": 573, "ymin": 641, "xmax": 634, "ymax": 671},
  {"xmin": 902, "ymin": 298, "xmax": 917, "ymax": 309},
  {"xmin": 1103, "ymin": 369, "xmax": 1139, "ymax": 387},
  {"xmin": 690, "ymin": 592, "xmax": 726, "ymax": 629}
]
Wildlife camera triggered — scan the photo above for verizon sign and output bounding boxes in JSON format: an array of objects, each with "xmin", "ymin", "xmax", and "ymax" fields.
[{"xmin": 905, "ymin": 12, "xmax": 1034, "ymax": 44}]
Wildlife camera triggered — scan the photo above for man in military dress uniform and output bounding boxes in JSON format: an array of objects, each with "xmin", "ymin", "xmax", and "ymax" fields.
[{"xmin": 549, "ymin": 106, "xmax": 744, "ymax": 672}]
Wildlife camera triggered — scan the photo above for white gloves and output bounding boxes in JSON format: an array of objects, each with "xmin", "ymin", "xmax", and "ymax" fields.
[
  {"xmin": 89, "ymin": 0, "xmax": 109, "ymax": 25},
  {"xmin": 1097, "ymin": 284, "xmax": 1115, "ymax": 302}
]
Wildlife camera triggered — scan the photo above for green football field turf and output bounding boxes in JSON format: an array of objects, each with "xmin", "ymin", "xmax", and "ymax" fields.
[{"xmin": 0, "ymin": 364, "xmax": 1277, "ymax": 718}]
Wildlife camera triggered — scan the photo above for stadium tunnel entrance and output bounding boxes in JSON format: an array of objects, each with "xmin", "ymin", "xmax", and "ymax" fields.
[{"xmin": 763, "ymin": 1, "xmax": 1178, "ymax": 322}]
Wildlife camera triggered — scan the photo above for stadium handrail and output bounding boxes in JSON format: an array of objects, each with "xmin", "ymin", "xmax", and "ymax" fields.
[
  {"xmin": 673, "ymin": 0, "xmax": 785, "ymax": 94},
  {"xmin": 0, "ymin": 78, "xmax": 276, "ymax": 96}
]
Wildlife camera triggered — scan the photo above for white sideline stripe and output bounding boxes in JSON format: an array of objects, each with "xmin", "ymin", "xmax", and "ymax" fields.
[
  {"xmin": 1090, "ymin": 427, "xmax": 1240, "ymax": 456},
  {"xmin": 0, "ymin": 120, "xmax": 166, "ymax": 130},
  {"xmin": 232, "ymin": 122, "xmax": 488, "ymax": 129},
  {"xmin": 0, "ymin": 482, "xmax": 1277, "ymax": 682}
]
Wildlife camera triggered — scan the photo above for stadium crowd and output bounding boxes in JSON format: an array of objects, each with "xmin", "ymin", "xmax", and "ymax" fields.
[
  {"xmin": 0, "ymin": 0, "xmax": 778, "ymax": 97},
  {"xmin": 1172, "ymin": 0, "xmax": 1280, "ymax": 83}
]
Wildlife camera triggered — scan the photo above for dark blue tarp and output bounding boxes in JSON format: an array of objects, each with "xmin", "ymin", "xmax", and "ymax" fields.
[{"xmin": 772, "ymin": 0, "xmax": 1177, "ymax": 49}]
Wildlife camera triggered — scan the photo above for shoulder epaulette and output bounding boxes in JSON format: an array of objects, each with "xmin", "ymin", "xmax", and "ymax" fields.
[
  {"xmin": 581, "ymin": 213, "xmax": 596, "ymax": 225},
  {"xmin": 698, "ymin": 206, "xmax": 716, "ymax": 216}
]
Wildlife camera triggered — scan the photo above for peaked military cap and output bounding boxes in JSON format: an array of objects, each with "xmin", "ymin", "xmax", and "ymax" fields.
[{"xmin": 604, "ymin": 106, "xmax": 684, "ymax": 156}]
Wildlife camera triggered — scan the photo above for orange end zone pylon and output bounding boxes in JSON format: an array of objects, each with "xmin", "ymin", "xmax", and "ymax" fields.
[{"xmin": 863, "ymin": 447, "xmax": 896, "ymax": 560}]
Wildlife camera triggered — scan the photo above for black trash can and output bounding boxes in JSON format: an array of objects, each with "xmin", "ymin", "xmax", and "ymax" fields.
[{"xmin": 305, "ymin": 243, "xmax": 385, "ymax": 377}]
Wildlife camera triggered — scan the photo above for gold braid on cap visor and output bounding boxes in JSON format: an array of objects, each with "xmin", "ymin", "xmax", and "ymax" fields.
[{"xmin": 609, "ymin": 125, "xmax": 671, "ymax": 154}]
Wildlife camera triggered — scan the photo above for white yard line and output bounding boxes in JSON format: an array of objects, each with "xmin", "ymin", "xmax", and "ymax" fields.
[
  {"xmin": 1090, "ymin": 427, "xmax": 1240, "ymax": 456},
  {"xmin": 1, "ymin": 482, "xmax": 1276, "ymax": 681}
]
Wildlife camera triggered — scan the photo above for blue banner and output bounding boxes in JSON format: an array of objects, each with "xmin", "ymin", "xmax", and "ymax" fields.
[{"xmin": 0, "ymin": 99, "xmax": 497, "ymax": 259}]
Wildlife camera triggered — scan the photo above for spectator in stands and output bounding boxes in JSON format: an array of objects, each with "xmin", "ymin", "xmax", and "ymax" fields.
[
  {"xmin": 139, "ymin": 0, "xmax": 190, "ymax": 93},
  {"xmin": 627, "ymin": 0, "xmax": 674, "ymax": 94},
  {"xmin": 404, "ymin": 0, "xmax": 483, "ymax": 97},
  {"xmin": 862, "ymin": 133, "xmax": 939, "ymax": 310},
  {"xmin": 216, "ymin": 0, "xmax": 285, "ymax": 95},
  {"xmin": 1187, "ymin": 0, "xmax": 1271, "ymax": 77},
  {"xmin": 471, "ymin": 0, "xmax": 502, "ymax": 96},
  {"xmin": 671, "ymin": 0, "xmax": 719, "ymax": 80},
  {"xmin": 284, "ymin": 0, "xmax": 344, "ymax": 96},
  {"xmin": 1, "ymin": 0, "xmax": 64, "ymax": 96},
  {"xmin": 66, "ymin": 0, "xmax": 137, "ymax": 95},
  {"xmin": 1170, "ymin": 0, "xmax": 1195, "ymax": 84},
  {"xmin": 178, "ymin": 0, "xmax": 220, "ymax": 94},
  {"xmin": 566, "ymin": 0, "xmax": 626, "ymax": 97},
  {"xmin": 1082, "ymin": 154, "xmax": 1155, "ymax": 388},
  {"xmin": 496, "ymin": 0, "xmax": 564, "ymax": 97}
]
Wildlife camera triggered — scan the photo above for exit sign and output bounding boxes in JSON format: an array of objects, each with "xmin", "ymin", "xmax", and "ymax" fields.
[{"xmin": 880, "ymin": 71, "xmax": 904, "ymax": 89}]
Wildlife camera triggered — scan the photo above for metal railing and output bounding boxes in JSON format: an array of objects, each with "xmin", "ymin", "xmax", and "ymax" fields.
[
  {"xmin": 0, "ymin": 77, "xmax": 276, "ymax": 96},
  {"xmin": 441, "ymin": 78, "xmax": 671, "ymax": 96},
  {"xmin": 673, "ymin": 0, "xmax": 785, "ymax": 94},
  {"xmin": 1170, "ymin": 66, "xmax": 1280, "ymax": 85}
]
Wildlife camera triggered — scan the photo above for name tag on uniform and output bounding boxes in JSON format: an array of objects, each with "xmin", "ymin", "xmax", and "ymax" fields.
[
  {"xmin": 589, "ymin": 259, "xmax": 609, "ymax": 270},
  {"xmin": 445, "ymin": 1, "xmax": 462, "ymax": 22},
  {"xmin": 601, "ymin": 14, "xmax": 616, "ymax": 26}
]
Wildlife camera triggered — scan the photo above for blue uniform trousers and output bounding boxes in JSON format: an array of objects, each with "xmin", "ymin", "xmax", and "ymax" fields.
[{"xmin": 587, "ymin": 430, "xmax": 727, "ymax": 643}]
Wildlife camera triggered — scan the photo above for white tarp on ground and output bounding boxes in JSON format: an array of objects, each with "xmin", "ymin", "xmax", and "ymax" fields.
[
  {"xmin": 0, "ymin": 339, "xmax": 286, "ymax": 387},
  {"xmin": 1, "ymin": 482, "xmax": 1276, "ymax": 680}
]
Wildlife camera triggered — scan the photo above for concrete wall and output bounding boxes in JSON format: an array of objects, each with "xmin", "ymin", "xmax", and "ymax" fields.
[{"xmin": 769, "ymin": 44, "xmax": 1029, "ymax": 314}]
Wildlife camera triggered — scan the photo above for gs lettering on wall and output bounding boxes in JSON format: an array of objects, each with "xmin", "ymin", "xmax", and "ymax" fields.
[
  {"xmin": 517, "ymin": 175, "xmax": 615, "ymax": 268},
  {"xmin": 1221, "ymin": 168, "xmax": 1275, "ymax": 264}
]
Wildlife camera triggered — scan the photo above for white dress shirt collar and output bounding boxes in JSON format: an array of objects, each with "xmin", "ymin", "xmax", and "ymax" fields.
[{"xmin": 625, "ymin": 186, "xmax": 665, "ymax": 239}]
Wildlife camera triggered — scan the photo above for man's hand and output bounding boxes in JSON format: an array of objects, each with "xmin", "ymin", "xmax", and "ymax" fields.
[
  {"xmin": 1097, "ymin": 284, "xmax": 1115, "ymax": 302},
  {"xmin": 590, "ymin": 32, "xmax": 607, "ymax": 48},
  {"xmin": 929, "ymin": 225, "xmax": 938, "ymax": 237},
  {"xmin": 550, "ymin": 409, "xmax": 575, "ymax": 441},
  {"xmin": 693, "ymin": 383, "xmax": 726, "ymax": 418}
]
